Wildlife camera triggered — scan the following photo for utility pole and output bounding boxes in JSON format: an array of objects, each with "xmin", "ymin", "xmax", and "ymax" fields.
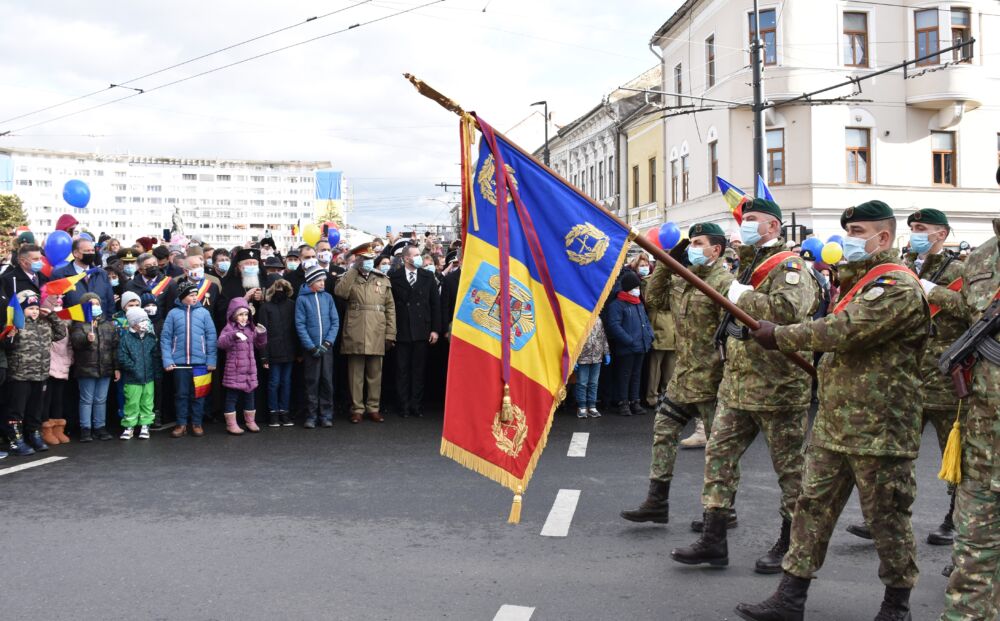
[
  {"xmin": 531, "ymin": 100, "xmax": 550, "ymax": 166},
  {"xmin": 751, "ymin": 0, "xmax": 766, "ymax": 197}
]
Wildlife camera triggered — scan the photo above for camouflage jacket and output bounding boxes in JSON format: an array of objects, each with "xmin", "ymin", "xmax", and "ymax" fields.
[
  {"xmin": 775, "ymin": 249, "xmax": 929, "ymax": 458},
  {"xmin": 904, "ymin": 251, "xmax": 966, "ymax": 409},
  {"xmin": 4, "ymin": 313, "xmax": 68, "ymax": 382},
  {"xmin": 646, "ymin": 259, "xmax": 734, "ymax": 403},
  {"xmin": 928, "ymin": 219, "xmax": 1000, "ymax": 490},
  {"xmin": 718, "ymin": 240, "xmax": 818, "ymax": 412}
]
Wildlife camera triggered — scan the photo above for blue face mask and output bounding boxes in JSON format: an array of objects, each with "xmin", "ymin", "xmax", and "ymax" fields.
[
  {"xmin": 909, "ymin": 233, "xmax": 933, "ymax": 255},
  {"xmin": 91, "ymin": 306, "xmax": 103, "ymax": 318},
  {"xmin": 109, "ymin": 277, "xmax": 119, "ymax": 287},
  {"xmin": 123, "ymin": 264, "xmax": 137, "ymax": 276},
  {"xmin": 687, "ymin": 246, "xmax": 710, "ymax": 266},
  {"xmin": 243, "ymin": 265, "xmax": 259, "ymax": 276},
  {"xmin": 740, "ymin": 221, "xmax": 763, "ymax": 246},
  {"xmin": 843, "ymin": 234, "xmax": 876, "ymax": 262},
  {"xmin": 637, "ymin": 266, "xmax": 650, "ymax": 277},
  {"xmin": 379, "ymin": 264, "xmax": 390, "ymax": 274},
  {"xmin": 217, "ymin": 261, "xmax": 231, "ymax": 274},
  {"xmin": 30, "ymin": 260, "xmax": 44, "ymax": 273},
  {"xmin": 412, "ymin": 255, "xmax": 424, "ymax": 269},
  {"xmin": 361, "ymin": 259, "xmax": 374, "ymax": 272}
]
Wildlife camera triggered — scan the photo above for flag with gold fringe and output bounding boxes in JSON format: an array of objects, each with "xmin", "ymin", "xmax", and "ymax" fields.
[{"xmin": 442, "ymin": 113, "xmax": 633, "ymax": 522}]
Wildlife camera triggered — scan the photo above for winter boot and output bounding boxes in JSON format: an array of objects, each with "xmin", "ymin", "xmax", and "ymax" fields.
[
  {"xmin": 79, "ymin": 427, "xmax": 93, "ymax": 443},
  {"xmin": 671, "ymin": 509, "xmax": 729, "ymax": 567},
  {"xmin": 691, "ymin": 509, "xmax": 739, "ymax": 532},
  {"xmin": 734, "ymin": 572, "xmax": 811, "ymax": 621},
  {"xmin": 846, "ymin": 522, "xmax": 873, "ymax": 540},
  {"xmin": 244, "ymin": 411, "xmax": 260, "ymax": 433},
  {"xmin": 53, "ymin": 419, "xmax": 71, "ymax": 443},
  {"xmin": 874, "ymin": 586, "xmax": 912, "ymax": 621},
  {"xmin": 40, "ymin": 420, "xmax": 61, "ymax": 446},
  {"xmin": 94, "ymin": 427, "xmax": 113, "ymax": 441},
  {"xmin": 280, "ymin": 411, "xmax": 294, "ymax": 427},
  {"xmin": 26, "ymin": 429, "xmax": 49, "ymax": 452},
  {"xmin": 615, "ymin": 402, "xmax": 632, "ymax": 417},
  {"xmin": 620, "ymin": 480, "xmax": 670, "ymax": 524},
  {"xmin": 267, "ymin": 411, "xmax": 280, "ymax": 428},
  {"xmin": 927, "ymin": 493, "xmax": 956, "ymax": 546},
  {"xmin": 6, "ymin": 423, "xmax": 36, "ymax": 456},
  {"xmin": 224, "ymin": 412, "xmax": 244, "ymax": 435},
  {"xmin": 629, "ymin": 401, "xmax": 648, "ymax": 416},
  {"xmin": 755, "ymin": 518, "xmax": 792, "ymax": 574},
  {"xmin": 303, "ymin": 416, "xmax": 317, "ymax": 429},
  {"xmin": 680, "ymin": 418, "xmax": 707, "ymax": 449}
]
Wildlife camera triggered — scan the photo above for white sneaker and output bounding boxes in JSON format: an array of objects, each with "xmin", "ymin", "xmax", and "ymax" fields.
[
  {"xmin": 138, "ymin": 426, "xmax": 150, "ymax": 440},
  {"xmin": 120, "ymin": 427, "xmax": 134, "ymax": 441},
  {"xmin": 576, "ymin": 408, "xmax": 588, "ymax": 419},
  {"xmin": 680, "ymin": 419, "xmax": 707, "ymax": 449},
  {"xmin": 588, "ymin": 407, "xmax": 602, "ymax": 418}
]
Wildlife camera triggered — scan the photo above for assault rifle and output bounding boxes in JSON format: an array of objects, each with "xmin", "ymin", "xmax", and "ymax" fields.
[{"xmin": 938, "ymin": 296, "xmax": 1000, "ymax": 398}]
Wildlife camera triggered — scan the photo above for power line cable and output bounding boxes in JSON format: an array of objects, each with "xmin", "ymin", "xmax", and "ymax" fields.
[{"xmin": 0, "ymin": 0, "xmax": 376, "ymax": 127}]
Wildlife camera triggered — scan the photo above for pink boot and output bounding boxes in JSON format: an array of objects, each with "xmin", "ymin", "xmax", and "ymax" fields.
[
  {"xmin": 244, "ymin": 410, "xmax": 260, "ymax": 433},
  {"xmin": 224, "ymin": 412, "xmax": 244, "ymax": 435}
]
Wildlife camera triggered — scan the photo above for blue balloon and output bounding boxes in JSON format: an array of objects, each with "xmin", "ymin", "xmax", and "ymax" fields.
[
  {"xmin": 658, "ymin": 222, "xmax": 681, "ymax": 250},
  {"xmin": 78, "ymin": 231, "xmax": 94, "ymax": 242},
  {"xmin": 63, "ymin": 179, "xmax": 91, "ymax": 209},
  {"xmin": 826, "ymin": 234, "xmax": 844, "ymax": 247},
  {"xmin": 327, "ymin": 228, "xmax": 341, "ymax": 247},
  {"xmin": 44, "ymin": 230, "xmax": 73, "ymax": 265},
  {"xmin": 801, "ymin": 237, "xmax": 824, "ymax": 259}
]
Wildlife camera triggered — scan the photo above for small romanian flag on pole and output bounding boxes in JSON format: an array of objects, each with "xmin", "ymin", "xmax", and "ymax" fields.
[
  {"xmin": 56, "ymin": 303, "xmax": 94, "ymax": 323},
  {"xmin": 717, "ymin": 176, "xmax": 749, "ymax": 225},
  {"xmin": 42, "ymin": 272, "xmax": 87, "ymax": 297},
  {"xmin": 0, "ymin": 294, "xmax": 25, "ymax": 338},
  {"xmin": 192, "ymin": 365, "xmax": 212, "ymax": 399},
  {"xmin": 151, "ymin": 276, "xmax": 172, "ymax": 297}
]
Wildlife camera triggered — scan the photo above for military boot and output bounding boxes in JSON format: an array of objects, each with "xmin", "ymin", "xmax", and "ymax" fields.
[
  {"xmin": 691, "ymin": 508, "xmax": 738, "ymax": 532},
  {"xmin": 754, "ymin": 518, "xmax": 792, "ymax": 574},
  {"xmin": 671, "ymin": 509, "xmax": 729, "ymax": 567},
  {"xmin": 620, "ymin": 480, "xmax": 669, "ymax": 524},
  {"xmin": 6, "ymin": 423, "xmax": 36, "ymax": 457},
  {"xmin": 734, "ymin": 572, "xmax": 810, "ymax": 621},
  {"xmin": 874, "ymin": 586, "xmax": 911, "ymax": 621},
  {"xmin": 927, "ymin": 493, "xmax": 956, "ymax": 546},
  {"xmin": 846, "ymin": 521, "xmax": 873, "ymax": 540}
]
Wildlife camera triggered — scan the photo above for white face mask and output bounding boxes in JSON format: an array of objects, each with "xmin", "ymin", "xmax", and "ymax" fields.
[
  {"xmin": 188, "ymin": 267, "xmax": 205, "ymax": 280},
  {"xmin": 629, "ymin": 287, "xmax": 641, "ymax": 297},
  {"xmin": 302, "ymin": 258, "xmax": 318, "ymax": 269},
  {"xmin": 318, "ymin": 251, "xmax": 332, "ymax": 263}
]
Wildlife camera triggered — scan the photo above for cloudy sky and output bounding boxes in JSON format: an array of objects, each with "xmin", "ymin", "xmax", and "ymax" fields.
[{"xmin": 0, "ymin": 0, "xmax": 681, "ymax": 233}]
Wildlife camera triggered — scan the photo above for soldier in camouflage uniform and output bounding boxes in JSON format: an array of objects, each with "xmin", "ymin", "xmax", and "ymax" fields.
[
  {"xmin": 735, "ymin": 200, "xmax": 929, "ymax": 621},
  {"xmin": 671, "ymin": 199, "xmax": 818, "ymax": 574},
  {"xmin": 620, "ymin": 223, "xmax": 734, "ymax": 524},
  {"xmin": 934, "ymin": 216, "xmax": 1000, "ymax": 621}
]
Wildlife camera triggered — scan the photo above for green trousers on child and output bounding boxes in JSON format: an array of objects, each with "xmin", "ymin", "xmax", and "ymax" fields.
[{"xmin": 123, "ymin": 382, "xmax": 155, "ymax": 427}]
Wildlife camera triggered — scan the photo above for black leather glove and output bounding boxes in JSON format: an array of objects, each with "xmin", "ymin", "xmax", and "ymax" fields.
[
  {"xmin": 668, "ymin": 238, "xmax": 691, "ymax": 268},
  {"xmin": 385, "ymin": 339, "xmax": 395, "ymax": 351},
  {"xmin": 749, "ymin": 320, "xmax": 779, "ymax": 351},
  {"xmin": 310, "ymin": 346, "xmax": 324, "ymax": 358}
]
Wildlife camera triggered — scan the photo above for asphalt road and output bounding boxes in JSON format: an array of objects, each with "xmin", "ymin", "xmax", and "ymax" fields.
[{"xmin": 0, "ymin": 410, "xmax": 954, "ymax": 620}]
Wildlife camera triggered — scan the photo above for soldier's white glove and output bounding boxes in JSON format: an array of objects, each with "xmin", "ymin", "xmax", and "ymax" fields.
[
  {"xmin": 727, "ymin": 282, "xmax": 754, "ymax": 304},
  {"xmin": 920, "ymin": 279, "xmax": 937, "ymax": 295}
]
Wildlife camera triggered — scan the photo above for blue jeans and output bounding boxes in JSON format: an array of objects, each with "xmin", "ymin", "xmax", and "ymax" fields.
[
  {"xmin": 173, "ymin": 368, "xmax": 206, "ymax": 426},
  {"xmin": 78, "ymin": 376, "xmax": 112, "ymax": 430},
  {"xmin": 267, "ymin": 362, "xmax": 292, "ymax": 412},
  {"xmin": 574, "ymin": 363, "xmax": 601, "ymax": 409}
]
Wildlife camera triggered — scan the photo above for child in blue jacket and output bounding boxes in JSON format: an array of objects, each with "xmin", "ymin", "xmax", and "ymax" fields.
[
  {"xmin": 294, "ymin": 267, "xmax": 339, "ymax": 428},
  {"xmin": 160, "ymin": 281, "xmax": 217, "ymax": 437}
]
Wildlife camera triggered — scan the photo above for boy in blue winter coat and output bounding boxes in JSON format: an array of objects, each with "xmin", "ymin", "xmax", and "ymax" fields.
[
  {"xmin": 160, "ymin": 281, "xmax": 218, "ymax": 438},
  {"xmin": 118, "ymin": 307, "xmax": 162, "ymax": 440},
  {"xmin": 294, "ymin": 267, "xmax": 339, "ymax": 428}
]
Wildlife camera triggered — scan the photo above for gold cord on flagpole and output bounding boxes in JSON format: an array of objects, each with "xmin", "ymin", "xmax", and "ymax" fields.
[
  {"xmin": 938, "ymin": 399, "xmax": 963, "ymax": 484},
  {"xmin": 499, "ymin": 384, "xmax": 515, "ymax": 423}
]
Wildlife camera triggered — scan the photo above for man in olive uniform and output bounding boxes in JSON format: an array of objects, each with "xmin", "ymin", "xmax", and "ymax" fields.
[
  {"xmin": 671, "ymin": 199, "xmax": 818, "ymax": 574},
  {"xmin": 620, "ymin": 223, "xmax": 734, "ymax": 524},
  {"xmin": 934, "ymin": 215, "xmax": 1000, "ymax": 621},
  {"xmin": 333, "ymin": 243, "xmax": 396, "ymax": 424},
  {"xmin": 736, "ymin": 200, "xmax": 929, "ymax": 621}
]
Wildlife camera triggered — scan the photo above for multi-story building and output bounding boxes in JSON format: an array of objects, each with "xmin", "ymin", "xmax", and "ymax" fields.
[
  {"xmin": 650, "ymin": 0, "xmax": 999, "ymax": 244},
  {"xmin": 0, "ymin": 147, "xmax": 348, "ymax": 249}
]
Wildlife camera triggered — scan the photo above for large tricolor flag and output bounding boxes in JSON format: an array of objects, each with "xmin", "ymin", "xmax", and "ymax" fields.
[
  {"xmin": 442, "ymin": 114, "xmax": 632, "ymax": 522},
  {"xmin": 717, "ymin": 176, "xmax": 749, "ymax": 225}
]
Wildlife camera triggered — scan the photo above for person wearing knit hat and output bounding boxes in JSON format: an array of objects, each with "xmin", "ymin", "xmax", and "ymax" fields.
[
  {"xmin": 604, "ymin": 268, "xmax": 652, "ymax": 419},
  {"xmin": 69, "ymin": 291, "xmax": 119, "ymax": 442},
  {"xmin": 739, "ymin": 201, "xmax": 928, "ymax": 619},
  {"xmin": 673, "ymin": 202, "xmax": 817, "ymax": 574},
  {"xmin": 117, "ymin": 306, "xmax": 160, "ymax": 440},
  {"xmin": 296, "ymin": 264, "xmax": 340, "ymax": 427}
]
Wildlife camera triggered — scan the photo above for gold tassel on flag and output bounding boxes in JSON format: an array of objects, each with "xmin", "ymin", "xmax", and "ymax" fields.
[
  {"xmin": 508, "ymin": 486, "xmax": 523, "ymax": 524},
  {"xmin": 938, "ymin": 400, "xmax": 963, "ymax": 485}
]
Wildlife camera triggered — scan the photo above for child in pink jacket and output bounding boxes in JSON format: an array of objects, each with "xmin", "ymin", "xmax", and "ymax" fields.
[{"xmin": 216, "ymin": 298, "xmax": 267, "ymax": 435}]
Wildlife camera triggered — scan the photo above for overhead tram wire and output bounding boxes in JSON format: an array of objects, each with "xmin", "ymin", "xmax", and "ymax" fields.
[
  {"xmin": 0, "ymin": 0, "xmax": 376, "ymax": 127},
  {"xmin": 1, "ymin": 0, "xmax": 448, "ymax": 136}
]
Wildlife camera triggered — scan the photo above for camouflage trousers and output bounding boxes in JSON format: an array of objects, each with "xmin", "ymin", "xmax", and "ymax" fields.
[
  {"xmin": 702, "ymin": 407, "xmax": 807, "ymax": 521},
  {"xmin": 650, "ymin": 399, "xmax": 717, "ymax": 483},
  {"xmin": 941, "ymin": 478, "xmax": 1000, "ymax": 620},
  {"xmin": 783, "ymin": 445, "xmax": 918, "ymax": 588}
]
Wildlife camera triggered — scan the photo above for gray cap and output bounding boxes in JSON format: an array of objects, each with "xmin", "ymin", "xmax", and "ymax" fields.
[
  {"xmin": 125, "ymin": 307, "xmax": 148, "ymax": 327},
  {"xmin": 121, "ymin": 291, "xmax": 141, "ymax": 309},
  {"xmin": 304, "ymin": 266, "xmax": 326, "ymax": 286}
]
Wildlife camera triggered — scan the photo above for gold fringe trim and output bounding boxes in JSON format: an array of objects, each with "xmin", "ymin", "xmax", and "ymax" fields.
[{"xmin": 938, "ymin": 400, "xmax": 963, "ymax": 485}]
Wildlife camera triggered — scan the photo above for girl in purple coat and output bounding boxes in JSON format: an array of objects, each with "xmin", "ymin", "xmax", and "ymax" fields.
[{"xmin": 217, "ymin": 297, "xmax": 267, "ymax": 435}]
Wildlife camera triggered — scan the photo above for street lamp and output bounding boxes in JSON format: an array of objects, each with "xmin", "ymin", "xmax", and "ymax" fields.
[{"xmin": 531, "ymin": 100, "xmax": 549, "ymax": 166}]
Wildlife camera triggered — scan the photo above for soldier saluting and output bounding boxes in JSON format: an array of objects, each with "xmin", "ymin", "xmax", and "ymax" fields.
[{"xmin": 736, "ymin": 200, "xmax": 929, "ymax": 621}]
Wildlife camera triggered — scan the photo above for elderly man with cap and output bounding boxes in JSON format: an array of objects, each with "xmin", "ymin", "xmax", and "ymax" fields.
[
  {"xmin": 620, "ymin": 222, "xmax": 734, "ymax": 526},
  {"xmin": 735, "ymin": 200, "xmax": 929, "ymax": 621},
  {"xmin": 672, "ymin": 198, "xmax": 818, "ymax": 575},
  {"xmin": 218, "ymin": 247, "xmax": 264, "ymax": 326},
  {"xmin": 333, "ymin": 242, "xmax": 396, "ymax": 424},
  {"xmin": 389, "ymin": 243, "xmax": 441, "ymax": 419}
]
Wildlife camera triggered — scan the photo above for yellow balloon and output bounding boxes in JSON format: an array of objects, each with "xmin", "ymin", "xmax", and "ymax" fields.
[
  {"xmin": 302, "ymin": 223, "xmax": 321, "ymax": 247},
  {"xmin": 821, "ymin": 242, "xmax": 843, "ymax": 264}
]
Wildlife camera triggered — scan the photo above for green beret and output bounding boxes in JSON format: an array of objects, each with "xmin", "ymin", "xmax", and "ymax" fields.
[
  {"xmin": 15, "ymin": 231, "xmax": 35, "ymax": 245},
  {"xmin": 907, "ymin": 208, "xmax": 949, "ymax": 228},
  {"xmin": 743, "ymin": 198, "xmax": 782, "ymax": 221},
  {"xmin": 688, "ymin": 222, "xmax": 725, "ymax": 238},
  {"xmin": 840, "ymin": 200, "xmax": 894, "ymax": 229}
]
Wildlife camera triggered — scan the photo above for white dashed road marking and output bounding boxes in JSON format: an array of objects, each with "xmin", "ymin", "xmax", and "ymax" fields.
[
  {"xmin": 540, "ymin": 489, "xmax": 581, "ymax": 537},
  {"xmin": 0, "ymin": 456, "xmax": 67, "ymax": 477},
  {"xmin": 567, "ymin": 432, "xmax": 589, "ymax": 457},
  {"xmin": 493, "ymin": 605, "xmax": 535, "ymax": 621}
]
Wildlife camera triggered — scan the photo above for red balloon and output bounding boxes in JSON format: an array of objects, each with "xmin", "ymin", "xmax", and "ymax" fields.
[{"xmin": 645, "ymin": 226, "xmax": 662, "ymax": 249}]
